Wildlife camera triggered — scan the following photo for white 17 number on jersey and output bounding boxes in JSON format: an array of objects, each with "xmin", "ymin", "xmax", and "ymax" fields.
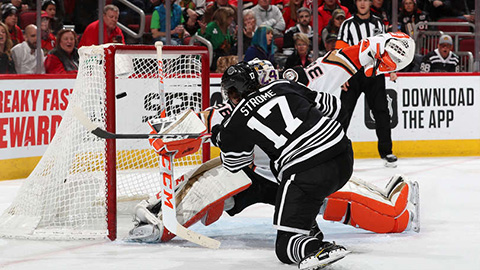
[{"xmin": 247, "ymin": 96, "xmax": 302, "ymax": 149}]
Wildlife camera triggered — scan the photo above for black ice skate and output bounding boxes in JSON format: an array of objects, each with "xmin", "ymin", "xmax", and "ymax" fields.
[
  {"xmin": 298, "ymin": 241, "xmax": 350, "ymax": 270},
  {"xmin": 382, "ymin": 154, "xmax": 398, "ymax": 168},
  {"xmin": 309, "ymin": 221, "xmax": 324, "ymax": 241}
]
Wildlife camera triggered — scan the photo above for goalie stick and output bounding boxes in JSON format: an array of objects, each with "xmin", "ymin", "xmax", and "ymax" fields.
[
  {"xmin": 153, "ymin": 41, "xmax": 219, "ymax": 249},
  {"xmin": 159, "ymin": 153, "xmax": 221, "ymax": 249},
  {"xmin": 72, "ymin": 105, "xmax": 210, "ymax": 140}
]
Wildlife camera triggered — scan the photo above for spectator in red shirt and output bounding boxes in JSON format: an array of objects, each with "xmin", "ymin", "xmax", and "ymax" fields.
[
  {"xmin": 317, "ymin": 0, "xmax": 351, "ymax": 34},
  {"xmin": 282, "ymin": 0, "xmax": 305, "ymax": 30},
  {"xmin": 44, "ymin": 29, "xmax": 79, "ymax": 74},
  {"xmin": 78, "ymin": 4, "xmax": 125, "ymax": 47},
  {"xmin": 1, "ymin": 3, "xmax": 23, "ymax": 46},
  {"xmin": 40, "ymin": 11, "xmax": 56, "ymax": 53}
]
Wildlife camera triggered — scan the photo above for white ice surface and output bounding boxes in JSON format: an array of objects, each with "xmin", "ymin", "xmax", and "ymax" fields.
[{"xmin": 1, "ymin": 156, "xmax": 480, "ymax": 270}]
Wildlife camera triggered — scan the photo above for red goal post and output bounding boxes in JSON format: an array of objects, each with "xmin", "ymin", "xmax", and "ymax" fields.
[{"xmin": 0, "ymin": 44, "xmax": 211, "ymax": 241}]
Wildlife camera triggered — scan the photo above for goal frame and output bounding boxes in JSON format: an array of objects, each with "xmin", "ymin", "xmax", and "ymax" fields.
[{"xmin": 103, "ymin": 45, "xmax": 210, "ymax": 240}]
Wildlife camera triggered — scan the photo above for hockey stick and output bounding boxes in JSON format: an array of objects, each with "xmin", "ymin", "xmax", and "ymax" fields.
[
  {"xmin": 73, "ymin": 105, "xmax": 210, "ymax": 140},
  {"xmin": 160, "ymin": 153, "xmax": 221, "ymax": 249},
  {"xmin": 154, "ymin": 42, "xmax": 219, "ymax": 249}
]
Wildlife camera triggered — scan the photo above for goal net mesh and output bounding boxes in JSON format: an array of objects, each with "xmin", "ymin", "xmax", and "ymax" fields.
[{"xmin": 0, "ymin": 45, "xmax": 209, "ymax": 240}]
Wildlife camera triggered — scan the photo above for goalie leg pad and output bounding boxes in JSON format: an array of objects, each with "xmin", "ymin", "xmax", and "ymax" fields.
[
  {"xmin": 323, "ymin": 175, "xmax": 416, "ymax": 233},
  {"xmin": 160, "ymin": 166, "xmax": 252, "ymax": 242}
]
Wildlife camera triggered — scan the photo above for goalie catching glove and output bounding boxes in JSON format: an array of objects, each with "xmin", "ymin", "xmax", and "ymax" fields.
[
  {"xmin": 359, "ymin": 32, "xmax": 415, "ymax": 77},
  {"xmin": 148, "ymin": 109, "xmax": 209, "ymax": 159}
]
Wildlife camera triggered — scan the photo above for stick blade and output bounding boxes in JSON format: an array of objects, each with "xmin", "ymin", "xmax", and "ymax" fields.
[{"xmin": 176, "ymin": 225, "xmax": 221, "ymax": 249}]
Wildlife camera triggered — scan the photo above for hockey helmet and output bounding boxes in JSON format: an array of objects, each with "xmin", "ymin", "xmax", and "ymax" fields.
[
  {"xmin": 248, "ymin": 58, "xmax": 279, "ymax": 86},
  {"xmin": 221, "ymin": 62, "xmax": 259, "ymax": 101},
  {"xmin": 376, "ymin": 33, "xmax": 415, "ymax": 75}
]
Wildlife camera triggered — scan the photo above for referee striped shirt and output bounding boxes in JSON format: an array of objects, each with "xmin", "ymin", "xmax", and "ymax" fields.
[{"xmin": 336, "ymin": 14, "xmax": 385, "ymax": 48}]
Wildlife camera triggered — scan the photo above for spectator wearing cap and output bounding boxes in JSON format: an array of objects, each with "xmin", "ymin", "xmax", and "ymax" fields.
[
  {"xmin": 317, "ymin": 0, "xmax": 351, "ymax": 34},
  {"xmin": 282, "ymin": 0, "xmax": 305, "ymax": 30},
  {"xmin": 44, "ymin": 29, "xmax": 79, "ymax": 74},
  {"xmin": 282, "ymin": 7, "xmax": 313, "ymax": 55},
  {"xmin": 78, "ymin": 4, "xmax": 125, "ymax": 47},
  {"xmin": 420, "ymin": 34, "xmax": 460, "ymax": 73},
  {"xmin": 252, "ymin": 0, "xmax": 285, "ymax": 38},
  {"xmin": 321, "ymin": 8, "xmax": 344, "ymax": 49},
  {"xmin": 42, "ymin": 0, "xmax": 63, "ymax": 34},
  {"xmin": 284, "ymin": 32, "xmax": 311, "ymax": 69},
  {"xmin": 399, "ymin": 0, "xmax": 429, "ymax": 37},
  {"xmin": 0, "ymin": 21, "xmax": 15, "ymax": 74},
  {"xmin": 11, "ymin": 24, "xmax": 45, "ymax": 74},
  {"xmin": 40, "ymin": 11, "xmax": 56, "ymax": 53},
  {"xmin": 319, "ymin": 32, "xmax": 337, "ymax": 56},
  {"xmin": 1, "ymin": 3, "xmax": 23, "ymax": 46}
]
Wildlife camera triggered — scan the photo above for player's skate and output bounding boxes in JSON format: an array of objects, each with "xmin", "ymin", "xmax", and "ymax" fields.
[
  {"xmin": 382, "ymin": 154, "xmax": 398, "ymax": 168},
  {"xmin": 298, "ymin": 241, "xmax": 350, "ymax": 270}
]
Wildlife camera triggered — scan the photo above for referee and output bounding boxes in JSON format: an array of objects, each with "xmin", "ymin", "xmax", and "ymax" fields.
[{"xmin": 335, "ymin": 0, "xmax": 398, "ymax": 167}]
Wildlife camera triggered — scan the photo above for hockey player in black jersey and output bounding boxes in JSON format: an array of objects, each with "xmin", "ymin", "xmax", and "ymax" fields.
[
  {"xmin": 214, "ymin": 62, "xmax": 354, "ymax": 269},
  {"xmin": 213, "ymin": 31, "xmax": 416, "ymax": 269}
]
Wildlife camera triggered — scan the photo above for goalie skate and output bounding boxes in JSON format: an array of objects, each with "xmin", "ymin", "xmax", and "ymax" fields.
[
  {"xmin": 406, "ymin": 180, "xmax": 420, "ymax": 233},
  {"xmin": 127, "ymin": 223, "xmax": 162, "ymax": 243},
  {"xmin": 298, "ymin": 242, "xmax": 350, "ymax": 270}
]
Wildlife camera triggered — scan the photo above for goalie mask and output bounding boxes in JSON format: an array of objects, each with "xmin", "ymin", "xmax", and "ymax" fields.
[
  {"xmin": 221, "ymin": 62, "xmax": 259, "ymax": 103},
  {"xmin": 248, "ymin": 58, "xmax": 279, "ymax": 86}
]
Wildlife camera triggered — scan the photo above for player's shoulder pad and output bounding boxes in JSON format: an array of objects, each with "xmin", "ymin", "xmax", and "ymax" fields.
[{"xmin": 282, "ymin": 66, "xmax": 309, "ymax": 85}]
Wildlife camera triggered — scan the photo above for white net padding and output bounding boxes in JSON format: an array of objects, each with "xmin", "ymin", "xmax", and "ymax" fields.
[{"xmin": 0, "ymin": 45, "xmax": 210, "ymax": 240}]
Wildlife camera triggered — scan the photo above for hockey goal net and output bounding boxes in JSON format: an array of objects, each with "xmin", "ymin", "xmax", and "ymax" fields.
[{"xmin": 0, "ymin": 44, "xmax": 210, "ymax": 240}]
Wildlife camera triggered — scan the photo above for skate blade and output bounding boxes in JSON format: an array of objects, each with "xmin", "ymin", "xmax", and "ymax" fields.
[
  {"xmin": 300, "ymin": 250, "xmax": 351, "ymax": 270},
  {"xmin": 384, "ymin": 160, "xmax": 398, "ymax": 168}
]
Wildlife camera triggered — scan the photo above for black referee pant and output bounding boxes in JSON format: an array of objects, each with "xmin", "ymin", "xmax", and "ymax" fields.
[{"xmin": 340, "ymin": 70, "xmax": 393, "ymax": 158}]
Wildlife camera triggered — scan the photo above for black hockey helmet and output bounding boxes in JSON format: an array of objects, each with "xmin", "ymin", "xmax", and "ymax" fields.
[{"xmin": 221, "ymin": 62, "xmax": 259, "ymax": 102}]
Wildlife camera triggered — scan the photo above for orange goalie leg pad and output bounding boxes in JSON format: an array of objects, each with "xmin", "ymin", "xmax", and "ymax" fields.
[
  {"xmin": 323, "ymin": 198, "xmax": 349, "ymax": 222},
  {"xmin": 323, "ymin": 184, "xmax": 411, "ymax": 233}
]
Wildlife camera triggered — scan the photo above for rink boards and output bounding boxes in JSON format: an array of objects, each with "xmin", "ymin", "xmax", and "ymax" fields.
[{"xmin": 1, "ymin": 72, "xmax": 479, "ymax": 180}]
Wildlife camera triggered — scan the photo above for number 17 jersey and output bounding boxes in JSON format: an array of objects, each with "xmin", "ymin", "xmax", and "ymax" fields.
[{"xmin": 218, "ymin": 79, "xmax": 350, "ymax": 181}]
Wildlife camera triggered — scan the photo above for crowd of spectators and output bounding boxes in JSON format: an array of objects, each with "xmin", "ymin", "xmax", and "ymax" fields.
[{"xmin": 0, "ymin": 0, "xmax": 475, "ymax": 74}]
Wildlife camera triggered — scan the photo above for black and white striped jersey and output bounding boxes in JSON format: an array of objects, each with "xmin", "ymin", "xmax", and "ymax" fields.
[
  {"xmin": 337, "ymin": 14, "xmax": 385, "ymax": 46},
  {"xmin": 216, "ymin": 80, "xmax": 349, "ymax": 180},
  {"xmin": 420, "ymin": 49, "xmax": 460, "ymax": 73}
]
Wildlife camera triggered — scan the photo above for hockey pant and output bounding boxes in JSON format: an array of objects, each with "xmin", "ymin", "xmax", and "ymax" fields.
[{"xmin": 274, "ymin": 146, "xmax": 353, "ymax": 264}]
